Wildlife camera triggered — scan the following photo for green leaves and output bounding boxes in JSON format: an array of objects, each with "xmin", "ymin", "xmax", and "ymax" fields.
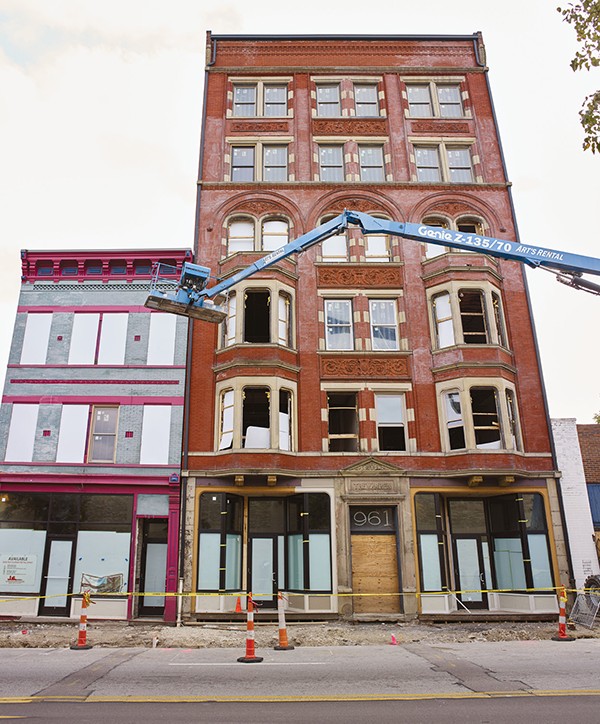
[{"xmin": 558, "ymin": 1, "xmax": 600, "ymax": 152}]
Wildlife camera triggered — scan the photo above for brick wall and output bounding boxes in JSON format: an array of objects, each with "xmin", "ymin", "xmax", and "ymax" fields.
[{"xmin": 578, "ymin": 424, "xmax": 600, "ymax": 483}]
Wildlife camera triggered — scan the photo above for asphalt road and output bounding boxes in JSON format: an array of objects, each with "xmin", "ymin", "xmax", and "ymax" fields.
[{"xmin": 0, "ymin": 640, "xmax": 598, "ymax": 721}]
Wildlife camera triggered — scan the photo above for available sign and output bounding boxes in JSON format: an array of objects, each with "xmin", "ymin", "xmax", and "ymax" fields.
[{"xmin": 1, "ymin": 554, "xmax": 37, "ymax": 586}]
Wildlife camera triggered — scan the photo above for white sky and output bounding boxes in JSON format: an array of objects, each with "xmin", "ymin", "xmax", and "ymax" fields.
[{"xmin": 1, "ymin": 0, "xmax": 599, "ymax": 422}]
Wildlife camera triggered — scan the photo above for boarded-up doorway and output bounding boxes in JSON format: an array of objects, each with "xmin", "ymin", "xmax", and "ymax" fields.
[{"xmin": 350, "ymin": 506, "xmax": 401, "ymax": 614}]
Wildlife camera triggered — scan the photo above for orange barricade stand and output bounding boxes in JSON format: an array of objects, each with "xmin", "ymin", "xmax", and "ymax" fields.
[
  {"xmin": 552, "ymin": 586, "xmax": 575, "ymax": 642},
  {"xmin": 70, "ymin": 590, "xmax": 94, "ymax": 650},
  {"xmin": 237, "ymin": 593, "xmax": 263, "ymax": 663},
  {"xmin": 274, "ymin": 591, "xmax": 294, "ymax": 650}
]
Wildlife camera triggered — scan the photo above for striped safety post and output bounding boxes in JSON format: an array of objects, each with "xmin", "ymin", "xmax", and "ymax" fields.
[
  {"xmin": 237, "ymin": 593, "xmax": 263, "ymax": 663},
  {"xmin": 274, "ymin": 591, "xmax": 294, "ymax": 651},
  {"xmin": 551, "ymin": 586, "xmax": 575, "ymax": 642},
  {"xmin": 70, "ymin": 590, "xmax": 94, "ymax": 650}
]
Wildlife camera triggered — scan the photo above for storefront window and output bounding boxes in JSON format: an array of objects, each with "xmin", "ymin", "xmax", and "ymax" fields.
[
  {"xmin": 415, "ymin": 493, "xmax": 445, "ymax": 592},
  {"xmin": 197, "ymin": 493, "xmax": 243, "ymax": 592}
]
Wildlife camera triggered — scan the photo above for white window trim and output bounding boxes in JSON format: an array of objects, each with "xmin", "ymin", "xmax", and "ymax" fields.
[
  {"xmin": 226, "ymin": 138, "xmax": 293, "ymax": 182},
  {"xmin": 214, "ymin": 378, "xmax": 297, "ymax": 452},
  {"xmin": 20, "ymin": 313, "xmax": 52, "ymax": 365},
  {"xmin": 225, "ymin": 214, "xmax": 292, "ymax": 255},
  {"xmin": 5, "ymin": 404, "xmax": 39, "ymax": 462},
  {"xmin": 219, "ymin": 279, "xmax": 296, "ymax": 350},
  {"xmin": 410, "ymin": 137, "xmax": 477, "ymax": 183},
  {"xmin": 402, "ymin": 76, "xmax": 470, "ymax": 119},
  {"xmin": 426, "ymin": 281, "xmax": 508, "ymax": 350},
  {"xmin": 324, "ymin": 299, "xmax": 354, "ymax": 351},
  {"xmin": 368, "ymin": 299, "xmax": 399, "ymax": 351},
  {"xmin": 227, "ymin": 77, "xmax": 292, "ymax": 119},
  {"xmin": 436, "ymin": 378, "xmax": 522, "ymax": 453}
]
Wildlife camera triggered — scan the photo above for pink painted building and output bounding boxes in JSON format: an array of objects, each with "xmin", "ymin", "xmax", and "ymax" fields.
[{"xmin": 0, "ymin": 248, "xmax": 191, "ymax": 622}]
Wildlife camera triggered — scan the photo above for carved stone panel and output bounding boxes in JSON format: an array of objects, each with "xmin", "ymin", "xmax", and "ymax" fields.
[
  {"xmin": 317, "ymin": 266, "xmax": 402, "ymax": 288},
  {"xmin": 411, "ymin": 120, "xmax": 471, "ymax": 134},
  {"xmin": 312, "ymin": 119, "xmax": 388, "ymax": 136},
  {"xmin": 229, "ymin": 121, "xmax": 290, "ymax": 133},
  {"xmin": 320, "ymin": 356, "xmax": 409, "ymax": 379}
]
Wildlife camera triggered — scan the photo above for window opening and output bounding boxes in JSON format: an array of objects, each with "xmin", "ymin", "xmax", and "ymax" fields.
[
  {"xmin": 222, "ymin": 293, "xmax": 237, "ymax": 347},
  {"xmin": 375, "ymin": 394, "xmax": 406, "ymax": 451},
  {"xmin": 447, "ymin": 148, "xmax": 473, "ymax": 183},
  {"xmin": 218, "ymin": 390, "xmax": 234, "ymax": 450},
  {"xmin": 327, "ymin": 392, "xmax": 358, "ymax": 452},
  {"xmin": 36, "ymin": 261, "xmax": 54, "ymax": 276},
  {"xmin": 470, "ymin": 388, "xmax": 502, "ymax": 449},
  {"xmin": 319, "ymin": 145, "xmax": 345, "ymax": 182},
  {"xmin": 231, "ymin": 147, "xmax": 255, "ymax": 182},
  {"xmin": 459, "ymin": 289, "xmax": 488, "ymax": 344},
  {"xmin": 432, "ymin": 292, "xmax": 455, "ymax": 348},
  {"xmin": 354, "ymin": 84, "xmax": 379, "ymax": 116},
  {"xmin": 415, "ymin": 146, "xmax": 441, "ymax": 182},
  {"xmin": 325, "ymin": 300, "xmax": 353, "ymax": 350},
  {"xmin": 369, "ymin": 299, "xmax": 398, "ymax": 350},
  {"xmin": 262, "ymin": 219, "xmax": 288, "ymax": 251},
  {"xmin": 228, "ymin": 219, "xmax": 255, "ymax": 253},
  {"xmin": 233, "ymin": 85, "xmax": 256, "ymax": 116},
  {"xmin": 279, "ymin": 390, "xmax": 292, "ymax": 451},
  {"xmin": 244, "ymin": 290, "xmax": 271, "ymax": 343},
  {"xmin": 109, "ymin": 261, "xmax": 127, "ymax": 275},
  {"xmin": 60, "ymin": 261, "xmax": 78, "ymax": 276},
  {"xmin": 445, "ymin": 391, "xmax": 465, "ymax": 450},
  {"xmin": 242, "ymin": 387, "xmax": 271, "ymax": 448},
  {"xmin": 359, "ymin": 145, "xmax": 385, "ymax": 182},
  {"xmin": 407, "ymin": 85, "xmax": 433, "ymax": 117},
  {"xmin": 492, "ymin": 292, "xmax": 507, "ymax": 347},
  {"xmin": 277, "ymin": 293, "xmax": 292, "ymax": 346},
  {"xmin": 264, "ymin": 85, "xmax": 287, "ymax": 116},
  {"xmin": 263, "ymin": 145, "xmax": 288, "ymax": 182},
  {"xmin": 316, "ymin": 84, "xmax": 341, "ymax": 117},
  {"xmin": 437, "ymin": 85, "xmax": 463, "ymax": 117},
  {"xmin": 88, "ymin": 407, "xmax": 118, "ymax": 462},
  {"xmin": 505, "ymin": 389, "xmax": 522, "ymax": 451}
]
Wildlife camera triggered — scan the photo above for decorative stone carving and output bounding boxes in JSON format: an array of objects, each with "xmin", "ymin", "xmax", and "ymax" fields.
[
  {"xmin": 342, "ymin": 457, "xmax": 404, "ymax": 476},
  {"xmin": 229, "ymin": 121, "xmax": 289, "ymax": 133},
  {"xmin": 312, "ymin": 119, "xmax": 387, "ymax": 136},
  {"xmin": 411, "ymin": 120, "xmax": 470, "ymax": 134},
  {"xmin": 236, "ymin": 200, "xmax": 287, "ymax": 216},
  {"xmin": 318, "ymin": 266, "xmax": 402, "ymax": 288},
  {"xmin": 428, "ymin": 201, "xmax": 474, "ymax": 217},
  {"xmin": 320, "ymin": 356, "xmax": 409, "ymax": 378}
]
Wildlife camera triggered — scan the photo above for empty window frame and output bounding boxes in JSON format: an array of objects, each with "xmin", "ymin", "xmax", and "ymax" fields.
[
  {"xmin": 316, "ymin": 83, "xmax": 341, "ymax": 117},
  {"xmin": 327, "ymin": 392, "xmax": 358, "ymax": 452},
  {"xmin": 232, "ymin": 82, "xmax": 288, "ymax": 117},
  {"xmin": 432, "ymin": 292, "xmax": 455, "ymax": 347},
  {"xmin": 369, "ymin": 299, "xmax": 399, "ymax": 350},
  {"xmin": 147, "ymin": 313, "xmax": 177, "ymax": 365},
  {"xmin": 88, "ymin": 407, "xmax": 119, "ymax": 463},
  {"xmin": 375, "ymin": 393, "xmax": 406, "ymax": 451},
  {"xmin": 222, "ymin": 293, "xmax": 237, "ymax": 347},
  {"xmin": 458, "ymin": 289, "xmax": 488, "ymax": 344},
  {"xmin": 20, "ymin": 313, "xmax": 52, "ymax": 365},
  {"xmin": 354, "ymin": 83, "xmax": 379, "ymax": 116},
  {"xmin": 414, "ymin": 144, "xmax": 473, "ymax": 183},
  {"xmin": 319, "ymin": 145, "xmax": 345, "ymax": 182},
  {"xmin": 359, "ymin": 145, "xmax": 385, "ymax": 182},
  {"xmin": 325, "ymin": 300, "xmax": 353, "ymax": 350},
  {"xmin": 430, "ymin": 286, "xmax": 507, "ymax": 349},
  {"xmin": 218, "ymin": 385, "xmax": 293, "ymax": 451},
  {"xmin": 444, "ymin": 391, "xmax": 466, "ymax": 450},
  {"xmin": 277, "ymin": 293, "xmax": 292, "ymax": 346},
  {"xmin": 406, "ymin": 82, "xmax": 463, "ymax": 118},
  {"xmin": 441, "ymin": 384, "xmax": 520, "ymax": 451},
  {"xmin": 244, "ymin": 290, "xmax": 271, "ymax": 343}
]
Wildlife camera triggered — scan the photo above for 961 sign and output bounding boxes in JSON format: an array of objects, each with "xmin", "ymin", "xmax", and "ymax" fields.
[{"xmin": 350, "ymin": 506, "xmax": 396, "ymax": 533}]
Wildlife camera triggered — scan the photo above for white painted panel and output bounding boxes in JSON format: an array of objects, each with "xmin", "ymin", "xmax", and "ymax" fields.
[
  {"xmin": 140, "ymin": 405, "xmax": 172, "ymax": 464},
  {"xmin": 147, "ymin": 313, "xmax": 177, "ymax": 365},
  {"xmin": 20, "ymin": 314, "xmax": 52, "ymax": 364},
  {"xmin": 68, "ymin": 314, "xmax": 99, "ymax": 364},
  {"xmin": 4, "ymin": 404, "xmax": 39, "ymax": 462},
  {"xmin": 56, "ymin": 405, "xmax": 89, "ymax": 463},
  {"xmin": 97, "ymin": 313, "xmax": 128, "ymax": 365}
]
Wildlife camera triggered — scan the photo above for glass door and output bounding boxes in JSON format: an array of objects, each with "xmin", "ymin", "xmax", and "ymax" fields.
[
  {"xmin": 454, "ymin": 537, "xmax": 490, "ymax": 609},
  {"xmin": 39, "ymin": 537, "xmax": 75, "ymax": 616},
  {"xmin": 138, "ymin": 519, "xmax": 168, "ymax": 617}
]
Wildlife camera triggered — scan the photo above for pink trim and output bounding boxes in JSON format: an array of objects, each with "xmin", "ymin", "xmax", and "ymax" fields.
[
  {"xmin": 2, "ymin": 395, "xmax": 184, "ymax": 404},
  {"xmin": 8, "ymin": 365, "xmax": 186, "ymax": 370},
  {"xmin": 0, "ymin": 479, "xmax": 177, "ymax": 491},
  {"xmin": 17, "ymin": 305, "xmax": 165, "ymax": 313},
  {"xmin": 10, "ymin": 378, "xmax": 181, "ymax": 385}
]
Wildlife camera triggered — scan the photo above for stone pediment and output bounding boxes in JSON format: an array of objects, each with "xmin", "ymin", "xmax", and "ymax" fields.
[{"xmin": 341, "ymin": 457, "xmax": 404, "ymax": 476}]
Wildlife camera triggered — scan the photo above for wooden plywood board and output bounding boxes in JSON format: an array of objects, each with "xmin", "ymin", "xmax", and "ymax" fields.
[{"xmin": 351, "ymin": 534, "xmax": 400, "ymax": 613}]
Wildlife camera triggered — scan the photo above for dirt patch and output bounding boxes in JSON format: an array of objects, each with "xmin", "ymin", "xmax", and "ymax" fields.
[{"xmin": 1, "ymin": 619, "xmax": 599, "ymax": 649}]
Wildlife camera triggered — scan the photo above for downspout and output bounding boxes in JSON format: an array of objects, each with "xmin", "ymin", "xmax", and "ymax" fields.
[
  {"xmin": 179, "ymin": 31, "xmax": 216, "ymax": 609},
  {"xmin": 481, "ymin": 39, "xmax": 575, "ymax": 588}
]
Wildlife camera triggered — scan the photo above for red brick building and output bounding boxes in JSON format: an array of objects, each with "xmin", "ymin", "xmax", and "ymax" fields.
[{"xmin": 182, "ymin": 32, "xmax": 566, "ymax": 619}]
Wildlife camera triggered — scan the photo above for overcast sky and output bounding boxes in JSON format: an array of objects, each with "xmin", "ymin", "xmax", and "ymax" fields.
[{"xmin": 1, "ymin": 0, "xmax": 599, "ymax": 422}]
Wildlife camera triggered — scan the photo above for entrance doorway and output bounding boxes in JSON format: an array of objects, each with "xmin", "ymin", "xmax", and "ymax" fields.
[
  {"xmin": 38, "ymin": 536, "xmax": 76, "ymax": 617},
  {"xmin": 138, "ymin": 519, "xmax": 168, "ymax": 617},
  {"xmin": 349, "ymin": 506, "xmax": 401, "ymax": 614},
  {"xmin": 448, "ymin": 500, "xmax": 492, "ymax": 609},
  {"xmin": 247, "ymin": 499, "xmax": 284, "ymax": 609}
]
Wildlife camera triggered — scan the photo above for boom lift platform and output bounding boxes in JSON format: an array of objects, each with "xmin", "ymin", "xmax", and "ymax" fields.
[{"xmin": 145, "ymin": 210, "xmax": 600, "ymax": 322}]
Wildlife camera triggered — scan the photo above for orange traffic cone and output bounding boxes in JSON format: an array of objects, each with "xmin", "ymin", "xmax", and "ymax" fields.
[
  {"xmin": 274, "ymin": 591, "xmax": 294, "ymax": 651},
  {"xmin": 235, "ymin": 596, "xmax": 243, "ymax": 613},
  {"xmin": 70, "ymin": 591, "xmax": 94, "ymax": 650},
  {"xmin": 237, "ymin": 594, "xmax": 263, "ymax": 663},
  {"xmin": 552, "ymin": 586, "xmax": 575, "ymax": 642},
  {"xmin": 390, "ymin": 634, "xmax": 398, "ymax": 645}
]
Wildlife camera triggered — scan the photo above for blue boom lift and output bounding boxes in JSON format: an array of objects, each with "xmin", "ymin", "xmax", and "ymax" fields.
[{"xmin": 144, "ymin": 210, "xmax": 600, "ymax": 322}]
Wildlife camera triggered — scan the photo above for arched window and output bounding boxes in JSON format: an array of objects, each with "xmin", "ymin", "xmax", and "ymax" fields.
[
  {"xmin": 227, "ymin": 218, "xmax": 255, "ymax": 254},
  {"xmin": 261, "ymin": 218, "xmax": 288, "ymax": 251}
]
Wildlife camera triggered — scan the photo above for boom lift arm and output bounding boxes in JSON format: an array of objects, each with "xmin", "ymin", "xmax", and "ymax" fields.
[{"xmin": 145, "ymin": 210, "xmax": 600, "ymax": 322}]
